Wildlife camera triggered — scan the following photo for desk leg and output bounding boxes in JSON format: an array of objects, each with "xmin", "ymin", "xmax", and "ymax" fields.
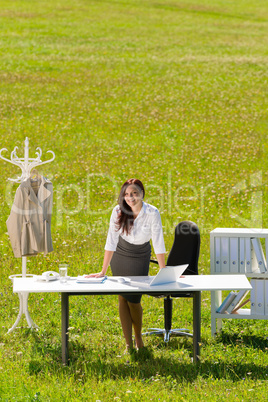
[
  {"xmin": 61, "ymin": 293, "xmax": 69, "ymax": 365},
  {"xmin": 193, "ymin": 291, "xmax": 201, "ymax": 363}
]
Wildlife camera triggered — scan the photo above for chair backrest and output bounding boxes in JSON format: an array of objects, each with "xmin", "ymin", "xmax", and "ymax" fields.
[{"xmin": 166, "ymin": 221, "xmax": 200, "ymax": 275}]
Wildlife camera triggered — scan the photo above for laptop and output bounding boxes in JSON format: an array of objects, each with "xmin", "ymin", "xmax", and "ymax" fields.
[{"xmin": 130, "ymin": 264, "xmax": 189, "ymax": 287}]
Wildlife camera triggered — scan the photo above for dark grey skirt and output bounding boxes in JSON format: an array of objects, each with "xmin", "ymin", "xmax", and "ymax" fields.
[{"xmin": 110, "ymin": 236, "xmax": 151, "ymax": 303}]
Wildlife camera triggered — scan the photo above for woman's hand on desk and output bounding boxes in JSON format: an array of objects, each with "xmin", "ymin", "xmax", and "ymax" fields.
[
  {"xmin": 85, "ymin": 272, "xmax": 105, "ymax": 278},
  {"xmin": 85, "ymin": 250, "xmax": 112, "ymax": 278}
]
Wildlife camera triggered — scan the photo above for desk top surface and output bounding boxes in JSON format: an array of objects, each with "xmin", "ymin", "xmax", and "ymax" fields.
[{"xmin": 12, "ymin": 275, "xmax": 251, "ymax": 294}]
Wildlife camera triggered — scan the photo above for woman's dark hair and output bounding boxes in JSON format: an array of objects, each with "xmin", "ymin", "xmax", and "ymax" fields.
[{"xmin": 116, "ymin": 178, "xmax": 145, "ymax": 235}]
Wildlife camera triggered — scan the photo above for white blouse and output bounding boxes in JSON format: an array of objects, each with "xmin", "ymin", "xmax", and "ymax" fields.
[{"xmin": 105, "ymin": 202, "xmax": 166, "ymax": 255}]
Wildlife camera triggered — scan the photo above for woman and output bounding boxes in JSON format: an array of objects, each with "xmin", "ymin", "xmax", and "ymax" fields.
[{"xmin": 89, "ymin": 178, "xmax": 166, "ymax": 351}]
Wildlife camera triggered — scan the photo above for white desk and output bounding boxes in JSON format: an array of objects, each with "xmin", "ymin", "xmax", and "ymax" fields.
[{"xmin": 13, "ymin": 275, "xmax": 251, "ymax": 365}]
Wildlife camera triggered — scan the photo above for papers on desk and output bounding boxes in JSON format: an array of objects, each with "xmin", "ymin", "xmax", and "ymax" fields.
[{"xmin": 76, "ymin": 275, "xmax": 107, "ymax": 284}]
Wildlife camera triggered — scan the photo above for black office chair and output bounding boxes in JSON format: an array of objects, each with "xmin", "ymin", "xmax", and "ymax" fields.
[{"xmin": 144, "ymin": 221, "xmax": 200, "ymax": 342}]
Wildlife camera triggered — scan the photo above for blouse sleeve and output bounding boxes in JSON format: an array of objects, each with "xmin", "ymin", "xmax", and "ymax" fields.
[
  {"xmin": 104, "ymin": 206, "xmax": 120, "ymax": 251},
  {"xmin": 151, "ymin": 209, "xmax": 166, "ymax": 254}
]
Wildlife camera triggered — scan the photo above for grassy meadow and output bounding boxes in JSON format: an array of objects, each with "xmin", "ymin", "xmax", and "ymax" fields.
[{"xmin": 0, "ymin": 0, "xmax": 268, "ymax": 400}]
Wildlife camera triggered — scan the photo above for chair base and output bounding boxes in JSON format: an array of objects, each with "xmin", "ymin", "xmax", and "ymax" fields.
[
  {"xmin": 144, "ymin": 296, "xmax": 193, "ymax": 342},
  {"xmin": 143, "ymin": 328, "xmax": 193, "ymax": 343}
]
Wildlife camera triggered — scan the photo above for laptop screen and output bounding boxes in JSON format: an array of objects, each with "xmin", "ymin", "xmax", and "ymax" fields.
[{"xmin": 150, "ymin": 264, "xmax": 188, "ymax": 286}]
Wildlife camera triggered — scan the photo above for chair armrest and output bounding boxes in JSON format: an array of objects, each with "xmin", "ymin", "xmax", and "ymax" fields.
[{"xmin": 150, "ymin": 259, "xmax": 159, "ymax": 265}]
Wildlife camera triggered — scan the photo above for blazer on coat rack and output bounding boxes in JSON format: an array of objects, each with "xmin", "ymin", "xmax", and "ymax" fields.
[{"xmin": 6, "ymin": 176, "xmax": 53, "ymax": 258}]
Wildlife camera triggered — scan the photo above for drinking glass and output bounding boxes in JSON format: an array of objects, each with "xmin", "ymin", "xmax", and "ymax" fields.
[{"xmin": 59, "ymin": 264, "xmax": 68, "ymax": 283}]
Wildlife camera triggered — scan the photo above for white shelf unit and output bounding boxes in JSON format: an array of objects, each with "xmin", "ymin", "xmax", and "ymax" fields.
[{"xmin": 210, "ymin": 228, "xmax": 268, "ymax": 336}]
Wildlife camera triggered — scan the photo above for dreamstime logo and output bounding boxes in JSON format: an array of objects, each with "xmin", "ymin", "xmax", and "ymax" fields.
[{"xmin": 228, "ymin": 171, "xmax": 263, "ymax": 228}]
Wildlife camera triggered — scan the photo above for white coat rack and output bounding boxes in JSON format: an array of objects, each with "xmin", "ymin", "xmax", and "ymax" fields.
[{"xmin": 0, "ymin": 137, "xmax": 55, "ymax": 333}]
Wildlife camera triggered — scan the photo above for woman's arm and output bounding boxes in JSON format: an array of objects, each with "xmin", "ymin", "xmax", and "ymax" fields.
[
  {"xmin": 156, "ymin": 253, "xmax": 166, "ymax": 269},
  {"xmin": 151, "ymin": 209, "xmax": 166, "ymax": 264},
  {"xmin": 101, "ymin": 250, "xmax": 114, "ymax": 275},
  {"xmin": 87, "ymin": 207, "xmax": 118, "ymax": 278},
  {"xmin": 87, "ymin": 250, "xmax": 114, "ymax": 277}
]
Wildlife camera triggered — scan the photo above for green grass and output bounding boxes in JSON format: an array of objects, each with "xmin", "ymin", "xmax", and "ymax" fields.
[{"xmin": 1, "ymin": 0, "xmax": 268, "ymax": 400}]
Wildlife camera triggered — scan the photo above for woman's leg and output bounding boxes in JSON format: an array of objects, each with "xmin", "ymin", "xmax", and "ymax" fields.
[
  {"xmin": 118, "ymin": 295, "xmax": 133, "ymax": 350},
  {"xmin": 128, "ymin": 301, "xmax": 144, "ymax": 349},
  {"xmin": 118, "ymin": 296, "xmax": 145, "ymax": 349}
]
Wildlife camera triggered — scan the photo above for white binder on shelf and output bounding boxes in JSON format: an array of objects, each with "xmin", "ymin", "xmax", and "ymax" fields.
[
  {"xmin": 221, "ymin": 237, "xmax": 229, "ymax": 273},
  {"xmin": 265, "ymin": 280, "xmax": 268, "ymax": 316},
  {"xmin": 250, "ymin": 279, "xmax": 256, "ymax": 314},
  {"xmin": 251, "ymin": 238, "xmax": 267, "ymax": 273},
  {"xmin": 256, "ymin": 280, "xmax": 265, "ymax": 315},
  {"xmin": 216, "ymin": 291, "xmax": 237, "ymax": 314},
  {"xmin": 225, "ymin": 291, "xmax": 239, "ymax": 314},
  {"xmin": 250, "ymin": 279, "xmax": 265, "ymax": 315},
  {"xmin": 245, "ymin": 238, "xmax": 253, "ymax": 273},
  {"xmin": 215, "ymin": 237, "xmax": 221, "ymax": 273},
  {"xmin": 227, "ymin": 289, "xmax": 249, "ymax": 314},
  {"xmin": 265, "ymin": 238, "xmax": 268, "ymax": 271},
  {"xmin": 230, "ymin": 237, "xmax": 239, "ymax": 273},
  {"xmin": 239, "ymin": 237, "xmax": 245, "ymax": 273}
]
